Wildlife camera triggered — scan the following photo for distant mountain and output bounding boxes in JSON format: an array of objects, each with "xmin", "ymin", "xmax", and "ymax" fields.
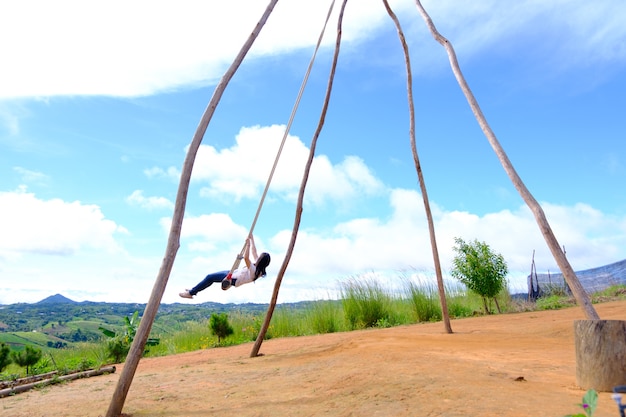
[{"xmin": 37, "ymin": 294, "xmax": 76, "ymax": 304}]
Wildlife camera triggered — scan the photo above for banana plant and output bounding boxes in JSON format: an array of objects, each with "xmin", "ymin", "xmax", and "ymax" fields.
[{"xmin": 99, "ymin": 311, "xmax": 159, "ymax": 363}]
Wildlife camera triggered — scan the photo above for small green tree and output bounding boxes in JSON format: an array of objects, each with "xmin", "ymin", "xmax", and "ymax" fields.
[
  {"xmin": 99, "ymin": 311, "xmax": 160, "ymax": 363},
  {"xmin": 450, "ymin": 237, "xmax": 508, "ymax": 314},
  {"xmin": 11, "ymin": 345, "xmax": 43, "ymax": 375},
  {"xmin": 209, "ymin": 313, "xmax": 234, "ymax": 344},
  {"xmin": 0, "ymin": 342, "xmax": 12, "ymax": 372}
]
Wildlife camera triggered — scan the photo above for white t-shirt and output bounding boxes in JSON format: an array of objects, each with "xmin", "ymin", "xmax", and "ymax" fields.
[{"xmin": 232, "ymin": 264, "xmax": 257, "ymax": 287}]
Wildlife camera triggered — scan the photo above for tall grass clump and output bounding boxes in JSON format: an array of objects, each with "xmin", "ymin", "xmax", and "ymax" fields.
[
  {"xmin": 404, "ymin": 280, "xmax": 442, "ymax": 323},
  {"xmin": 271, "ymin": 306, "xmax": 310, "ymax": 337},
  {"xmin": 306, "ymin": 299, "xmax": 345, "ymax": 334},
  {"xmin": 443, "ymin": 282, "xmax": 475, "ymax": 318},
  {"xmin": 340, "ymin": 277, "xmax": 394, "ymax": 329}
]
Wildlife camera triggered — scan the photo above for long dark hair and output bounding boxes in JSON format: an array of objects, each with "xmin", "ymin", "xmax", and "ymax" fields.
[{"xmin": 254, "ymin": 252, "xmax": 271, "ymax": 280}]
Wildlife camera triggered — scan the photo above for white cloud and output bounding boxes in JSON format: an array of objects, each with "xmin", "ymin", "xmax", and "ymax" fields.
[
  {"xmin": 144, "ymin": 166, "xmax": 180, "ymax": 180},
  {"xmin": 261, "ymin": 190, "xmax": 626, "ymax": 292},
  {"xmin": 1, "ymin": 1, "xmax": 266, "ymax": 98},
  {"xmin": 534, "ymin": 203, "xmax": 626, "ymax": 267},
  {"xmin": 13, "ymin": 167, "xmax": 50, "ymax": 185},
  {"xmin": 191, "ymin": 125, "xmax": 384, "ymax": 207},
  {"xmin": 1, "ymin": 184, "xmax": 624, "ymax": 305},
  {"xmin": 0, "ymin": 0, "xmax": 392, "ymax": 98},
  {"xmin": 1, "ymin": 0, "xmax": 623, "ymax": 99},
  {"xmin": 0, "ymin": 189, "xmax": 126, "ymax": 258},
  {"xmin": 306, "ymin": 155, "xmax": 385, "ymax": 207},
  {"xmin": 419, "ymin": 0, "xmax": 626, "ymax": 65},
  {"xmin": 142, "ymin": 122, "xmax": 626, "ymax": 303},
  {"xmin": 0, "ymin": 251, "xmax": 161, "ymax": 305},
  {"xmin": 168, "ymin": 188, "xmax": 621, "ymax": 302},
  {"xmin": 164, "ymin": 212, "xmax": 250, "ymax": 257},
  {"xmin": 0, "ymin": 103, "xmax": 22, "ymax": 136},
  {"xmin": 126, "ymin": 190, "xmax": 174, "ymax": 211}
]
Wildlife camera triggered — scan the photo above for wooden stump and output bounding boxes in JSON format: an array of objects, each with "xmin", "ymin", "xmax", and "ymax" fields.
[{"xmin": 574, "ymin": 320, "xmax": 626, "ymax": 392}]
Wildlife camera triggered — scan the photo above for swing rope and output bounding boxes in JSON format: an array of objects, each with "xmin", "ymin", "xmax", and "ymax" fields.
[{"xmin": 227, "ymin": 0, "xmax": 338, "ymax": 274}]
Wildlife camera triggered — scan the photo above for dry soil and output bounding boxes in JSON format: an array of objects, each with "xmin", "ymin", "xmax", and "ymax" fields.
[{"xmin": 2, "ymin": 300, "xmax": 625, "ymax": 417}]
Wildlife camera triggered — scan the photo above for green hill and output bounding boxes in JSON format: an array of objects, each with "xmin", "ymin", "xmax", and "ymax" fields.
[
  {"xmin": 0, "ymin": 295, "xmax": 308, "ymax": 351},
  {"xmin": 36, "ymin": 294, "xmax": 77, "ymax": 304}
]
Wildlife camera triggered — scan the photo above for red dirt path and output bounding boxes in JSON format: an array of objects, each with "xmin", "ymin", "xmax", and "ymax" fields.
[{"xmin": 3, "ymin": 300, "xmax": 625, "ymax": 417}]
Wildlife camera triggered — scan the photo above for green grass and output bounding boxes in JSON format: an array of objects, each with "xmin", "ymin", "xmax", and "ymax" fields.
[
  {"xmin": 405, "ymin": 280, "xmax": 442, "ymax": 322},
  {"xmin": 592, "ymin": 284, "xmax": 626, "ymax": 301},
  {"xmin": 340, "ymin": 277, "xmax": 395, "ymax": 329},
  {"xmin": 2, "ymin": 279, "xmax": 625, "ymax": 381},
  {"xmin": 63, "ymin": 320, "xmax": 106, "ymax": 332},
  {"xmin": 305, "ymin": 299, "xmax": 346, "ymax": 334},
  {"xmin": 271, "ymin": 306, "xmax": 310, "ymax": 337},
  {"xmin": 147, "ymin": 320, "xmax": 214, "ymax": 355},
  {"xmin": 0, "ymin": 331, "xmax": 53, "ymax": 348},
  {"xmin": 536, "ymin": 294, "xmax": 577, "ymax": 310}
]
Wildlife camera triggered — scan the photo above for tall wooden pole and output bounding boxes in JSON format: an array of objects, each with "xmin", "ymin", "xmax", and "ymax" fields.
[
  {"xmin": 413, "ymin": 0, "xmax": 599, "ymax": 320},
  {"xmin": 105, "ymin": 2, "xmax": 280, "ymax": 415},
  {"xmin": 382, "ymin": 0, "xmax": 452, "ymax": 333},
  {"xmin": 251, "ymin": 0, "xmax": 347, "ymax": 357}
]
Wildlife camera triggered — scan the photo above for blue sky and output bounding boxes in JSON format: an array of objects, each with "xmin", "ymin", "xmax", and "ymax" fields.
[{"xmin": 1, "ymin": 0, "xmax": 625, "ymax": 305}]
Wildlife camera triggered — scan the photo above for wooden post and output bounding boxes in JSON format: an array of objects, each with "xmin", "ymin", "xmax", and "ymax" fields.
[
  {"xmin": 104, "ymin": 1, "xmax": 279, "ymax": 415},
  {"xmin": 574, "ymin": 320, "xmax": 626, "ymax": 391},
  {"xmin": 250, "ymin": 0, "xmax": 346, "ymax": 358},
  {"xmin": 382, "ymin": 0, "xmax": 452, "ymax": 334},
  {"xmin": 413, "ymin": 0, "xmax": 600, "ymax": 321}
]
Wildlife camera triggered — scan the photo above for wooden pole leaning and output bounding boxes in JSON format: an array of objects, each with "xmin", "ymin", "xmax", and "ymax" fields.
[
  {"xmin": 382, "ymin": 0, "xmax": 452, "ymax": 334},
  {"xmin": 412, "ymin": 0, "xmax": 599, "ymax": 320},
  {"xmin": 251, "ymin": 0, "xmax": 346, "ymax": 358},
  {"xmin": 104, "ymin": 1, "xmax": 280, "ymax": 415}
]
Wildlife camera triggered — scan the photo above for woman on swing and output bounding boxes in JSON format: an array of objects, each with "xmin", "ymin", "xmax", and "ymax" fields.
[{"xmin": 179, "ymin": 234, "xmax": 271, "ymax": 299}]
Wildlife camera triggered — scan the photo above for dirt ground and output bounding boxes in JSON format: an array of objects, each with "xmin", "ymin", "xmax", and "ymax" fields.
[{"xmin": 2, "ymin": 300, "xmax": 625, "ymax": 417}]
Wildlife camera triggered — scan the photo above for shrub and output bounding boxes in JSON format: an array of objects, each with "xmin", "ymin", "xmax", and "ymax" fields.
[
  {"xmin": 99, "ymin": 311, "xmax": 159, "ymax": 363},
  {"xmin": 450, "ymin": 237, "xmax": 508, "ymax": 314},
  {"xmin": 0, "ymin": 342, "xmax": 12, "ymax": 373},
  {"xmin": 11, "ymin": 345, "xmax": 43, "ymax": 375},
  {"xmin": 209, "ymin": 313, "xmax": 234, "ymax": 344},
  {"xmin": 104, "ymin": 338, "xmax": 130, "ymax": 364}
]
